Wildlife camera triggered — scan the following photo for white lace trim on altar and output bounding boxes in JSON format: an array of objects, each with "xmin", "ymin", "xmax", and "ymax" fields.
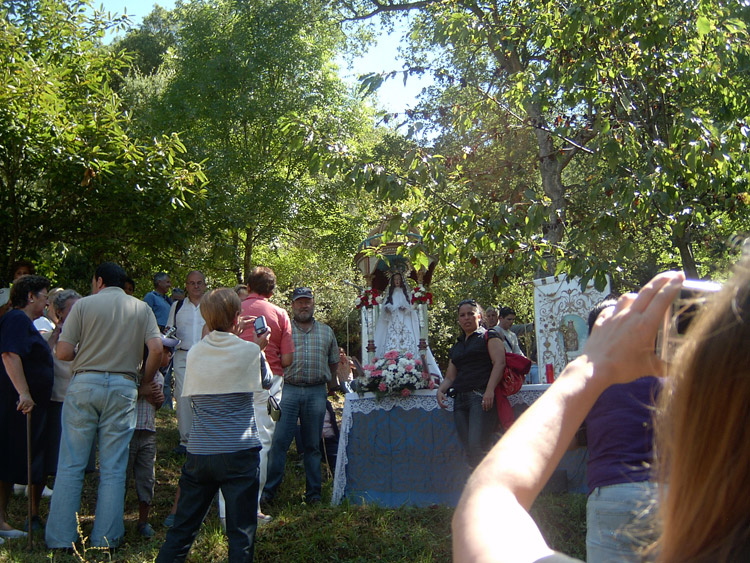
[{"xmin": 347, "ymin": 390, "xmax": 447, "ymax": 414}]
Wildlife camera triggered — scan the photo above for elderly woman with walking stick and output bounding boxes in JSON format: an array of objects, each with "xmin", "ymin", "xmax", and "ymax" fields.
[{"xmin": 0, "ymin": 275, "xmax": 54, "ymax": 540}]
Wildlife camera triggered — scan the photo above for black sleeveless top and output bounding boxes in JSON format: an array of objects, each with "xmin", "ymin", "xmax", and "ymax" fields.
[{"xmin": 449, "ymin": 327, "xmax": 501, "ymax": 393}]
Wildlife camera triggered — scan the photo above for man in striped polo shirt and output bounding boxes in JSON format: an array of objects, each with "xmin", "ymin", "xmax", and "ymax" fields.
[{"xmin": 261, "ymin": 287, "xmax": 338, "ymax": 505}]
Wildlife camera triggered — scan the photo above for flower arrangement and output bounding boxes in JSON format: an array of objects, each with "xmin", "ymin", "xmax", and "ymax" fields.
[
  {"xmin": 355, "ymin": 350, "xmax": 434, "ymax": 398},
  {"xmin": 411, "ymin": 284, "xmax": 433, "ymax": 306},
  {"xmin": 355, "ymin": 288, "xmax": 383, "ymax": 309}
]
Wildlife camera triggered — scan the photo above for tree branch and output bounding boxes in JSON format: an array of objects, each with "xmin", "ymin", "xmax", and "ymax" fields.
[{"xmin": 341, "ymin": 0, "xmax": 434, "ymax": 22}]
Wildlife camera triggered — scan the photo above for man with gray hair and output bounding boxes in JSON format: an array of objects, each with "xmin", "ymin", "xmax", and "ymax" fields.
[
  {"xmin": 143, "ymin": 272, "xmax": 172, "ymax": 330},
  {"xmin": 167, "ymin": 270, "xmax": 206, "ymax": 454},
  {"xmin": 484, "ymin": 306, "xmax": 499, "ymax": 329}
]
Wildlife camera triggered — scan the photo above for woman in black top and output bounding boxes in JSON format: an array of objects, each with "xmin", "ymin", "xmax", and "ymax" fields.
[
  {"xmin": 437, "ymin": 299, "xmax": 505, "ymax": 469},
  {"xmin": 0, "ymin": 275, "xmax": 54, "ymax": 536}
]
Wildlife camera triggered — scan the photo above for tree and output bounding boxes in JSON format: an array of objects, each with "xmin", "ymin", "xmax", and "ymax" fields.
[
  {"xmin": 0, "ymin": 0, "xmax": 205, "ymax": 284},
  {"xmin": 335, "ymin": 0, "xmax": 750, "ymax": 286},
  {"xmin": 120, "ymin": 0, "xmax": 374, "ymax": 282}
]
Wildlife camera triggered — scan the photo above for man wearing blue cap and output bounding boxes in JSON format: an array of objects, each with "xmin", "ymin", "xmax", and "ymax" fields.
[{"xmin": 261, "ymin": 287, "xmax": 339, "ymax": 506}]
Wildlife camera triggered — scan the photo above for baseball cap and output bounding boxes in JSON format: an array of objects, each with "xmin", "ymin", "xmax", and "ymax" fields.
[{"xmin": 292, "ymin": 287, "xmax": 314, "ymax": 301}]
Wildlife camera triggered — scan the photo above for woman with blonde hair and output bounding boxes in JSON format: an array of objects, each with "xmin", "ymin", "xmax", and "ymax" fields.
[{"xmin": 452, "ymin": 267, "xmax": 750, "ymax": 562}]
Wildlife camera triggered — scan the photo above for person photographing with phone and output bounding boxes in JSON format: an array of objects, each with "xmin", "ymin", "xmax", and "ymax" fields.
[{"xmin": 237, "ymin": 267, "xmax": 293, "ymax": 523}]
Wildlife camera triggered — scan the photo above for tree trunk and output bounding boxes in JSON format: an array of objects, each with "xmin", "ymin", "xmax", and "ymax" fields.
[
  {"xmin": 232, "ymin": 231, "xmax": 243, "ymax": 283},
  {"xmin": 243, "ymin": 229, "xmax": 254, "ymax": 284},
  {"xmin": 528, "ymin": 102, "xmax": 567, "ymax": 277},
  {"xmin": 673, "ymin": 230, "xmax": 699, "ymax": 279}
]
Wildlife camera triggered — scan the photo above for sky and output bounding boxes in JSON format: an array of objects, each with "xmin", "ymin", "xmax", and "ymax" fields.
[{"xmin": 96, "ymin": 0, "xmax": 433, "ymax": 115}]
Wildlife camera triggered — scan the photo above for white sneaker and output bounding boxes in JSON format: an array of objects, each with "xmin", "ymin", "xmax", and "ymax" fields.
[
  {"xmin": 12, "ymin": 484, "xmax": 26, "ymax": 496},
  {"xmin": 42, "ymin": 486, "xmax": 53, "ymax": 498},
  {"xmin": 257, "ymin": 512, "xmax": 272, "ymax": 526}
]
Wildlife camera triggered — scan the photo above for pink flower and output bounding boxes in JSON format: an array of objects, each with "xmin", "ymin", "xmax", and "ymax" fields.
[
  {"xmin": 387, "ymin": 360, "xmax": 396, "ymax": 366},
  {"xmin": 372, "ymin": 370, "xmax": 382, "ymax": 377},
  {"xmin": 428, "ymin": 379, "xmax": 435, "ymax": 390},
  {"xmin": 404, "ymin": 352, "xmax": 414, "ymax": 360},
  {"xmin": 405, "ymin": 363, "xmax": 414, "ymax": 372},
  {"xmin": 422, "ymin": 371, "xmax": 430, "ymax": 379},
  {"xmin": 384, "ymin": 350, "xmax": 399, "ymax": 360},
  {"xmin": 414, "ymin": 359, "xmax": 422, "ymax": 366},
  {"xmin": 401, "ymin": 388, "xmax": 411, "ymax": 398},
  {"xmin": 378, "ymin": 382, "xmax": 387, "ymax": 392}
]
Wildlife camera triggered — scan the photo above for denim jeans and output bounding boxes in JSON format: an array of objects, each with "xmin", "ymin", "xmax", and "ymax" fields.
[
  {"xmin": 263, "ymin": 383, "xmax": 326, "ymax": 501},
  {"xmin": 453, "ymin": 390, "xmax": 498, "ymax": 469},
  {"xmin": 587, "ymin": 481, "xmax": 658, "ymax": 562},
  {"xmin": 156, "ymin": 448, "xmax": 260, "ymax": 563},
  {"xmin": 46, "ymin": 372, "xmax": 138, "ymax": 549}
]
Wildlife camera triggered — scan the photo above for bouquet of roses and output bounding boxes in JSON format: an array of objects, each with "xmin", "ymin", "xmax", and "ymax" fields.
[
  {"xmin": 355, "ymin": 350, "xmax": 434, "ymax": 399},
  {"xmin": 411, "ymin": 284, "xmax": 433, "ymax": 305},
  {"xmin": 355, "ymin": 288, "xmax": 383, "ymax": 309}
]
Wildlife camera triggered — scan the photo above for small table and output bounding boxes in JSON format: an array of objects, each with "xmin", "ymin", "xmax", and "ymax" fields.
[{"xmin": 332, "ymin": 389, "xmax": 469, "ymax": 507}]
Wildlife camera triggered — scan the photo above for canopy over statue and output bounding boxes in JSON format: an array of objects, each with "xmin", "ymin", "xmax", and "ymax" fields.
[{"xmin": 353, "ymin": 224, "xmax": 441, "ymax": 380}]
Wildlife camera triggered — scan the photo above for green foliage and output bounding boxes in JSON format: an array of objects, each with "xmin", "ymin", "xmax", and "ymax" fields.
[
  {"xmin": 336, "ymin": 0, "xmax": 750, "ymax": 287},
  {"xmin": 0, "ymin": 0, "xmax": 205, "ymax": 285},
  {"xmin": 117, "ymin": 0, "xmax": 376, "ymax": 283}
]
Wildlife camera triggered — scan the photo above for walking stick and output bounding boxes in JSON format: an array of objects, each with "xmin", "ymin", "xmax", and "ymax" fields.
[{"xmin": 26, "ymin": 411, "xmax": 33, "ymax": 550}]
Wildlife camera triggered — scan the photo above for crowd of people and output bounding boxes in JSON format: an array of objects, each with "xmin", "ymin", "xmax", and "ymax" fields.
[
  {"xmin": 4, "ymin": 254, "xmax": 749, "ymax": 562},
  {"xmin": 0, "ymin": 261, "xmax": 346, "ymax": 561}
]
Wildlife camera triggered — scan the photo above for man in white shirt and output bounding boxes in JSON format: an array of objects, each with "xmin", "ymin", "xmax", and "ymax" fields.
[
  {"xmin": 496, "ymin": 307, "xmax": 525, "ymax": 356},
  {"xmin": 166, "ymin": 270, "xmax": 206, "ymax": 454}
]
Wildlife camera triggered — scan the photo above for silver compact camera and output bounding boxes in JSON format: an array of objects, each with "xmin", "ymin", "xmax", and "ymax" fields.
[{"xmin": 656, "ymin": 279, "xmax": 721, "ymax": 362}]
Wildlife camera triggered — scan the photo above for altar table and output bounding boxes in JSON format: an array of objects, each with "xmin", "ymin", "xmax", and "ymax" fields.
[
  {"xmin": 331, "ymin": 385, "xmax": 554, "ymax": 507},
  {"xmin": 332, "ymin": 389, "xmax": 469, "ymax": 507}
]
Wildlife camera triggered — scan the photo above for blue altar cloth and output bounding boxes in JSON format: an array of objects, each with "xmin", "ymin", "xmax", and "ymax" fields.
[
  {"xmin": 331, "ymin": 386, "xmax": 575, "ymax": 507},
  {"xmin": 332, "ymin": 390, "xmax": 469, "ymax": 507}
]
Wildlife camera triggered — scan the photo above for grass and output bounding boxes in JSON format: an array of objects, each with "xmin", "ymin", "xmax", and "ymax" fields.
[{"xmin": 0, "ymin": 396, "xmax": 585, "ymax": 561}]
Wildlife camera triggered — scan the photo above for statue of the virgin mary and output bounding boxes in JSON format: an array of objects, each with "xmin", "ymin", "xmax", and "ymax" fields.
[{"xmin": 373, "ymin": 271, "xmax": 441, "ymax": 377}]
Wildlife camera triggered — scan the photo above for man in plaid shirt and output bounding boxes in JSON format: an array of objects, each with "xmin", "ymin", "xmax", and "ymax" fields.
[
  {"xmin": 261, "ymin": 287, "xmax": 338, "ymax": 506},
  {"xmin": 127, "ymin": 334, "xmax": 177, "ymax": 537}
]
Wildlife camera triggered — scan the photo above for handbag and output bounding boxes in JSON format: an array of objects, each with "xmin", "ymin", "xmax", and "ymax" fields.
[
  {"xmin": 499, "ymin": 352, "xmax": 532, "ymax": 396},
  {"xmin": 485, "ymin": 330, "xmax": 531, "ymax": 397},
  {"xmin": 267, "ymin": 395, "xmax": 281, "ymax": 422}
]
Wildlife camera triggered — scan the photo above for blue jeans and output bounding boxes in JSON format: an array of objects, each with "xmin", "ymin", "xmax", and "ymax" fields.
[
  {"xmin": 46, "ymin": 372, "xmax": 137, "ymax": 549},
  {"xmin": 453, "ymin": 390, "xmax": 498, "ymax": 469},
  {"xmin": 157, "ymin": 448, "xmax": 260, "ymax": 563},
  {"xmin": 264, "ymin": 383, "xmax": 326, "ymax": 501},
  {"xmin": 586, "ymin": 481, "xmax": 658, "ymax": 562}
]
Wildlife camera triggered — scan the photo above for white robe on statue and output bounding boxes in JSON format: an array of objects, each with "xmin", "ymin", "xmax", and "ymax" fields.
[{"xmin": 373, "ymin": 287, "xmax": 442, "ymax": 378}]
